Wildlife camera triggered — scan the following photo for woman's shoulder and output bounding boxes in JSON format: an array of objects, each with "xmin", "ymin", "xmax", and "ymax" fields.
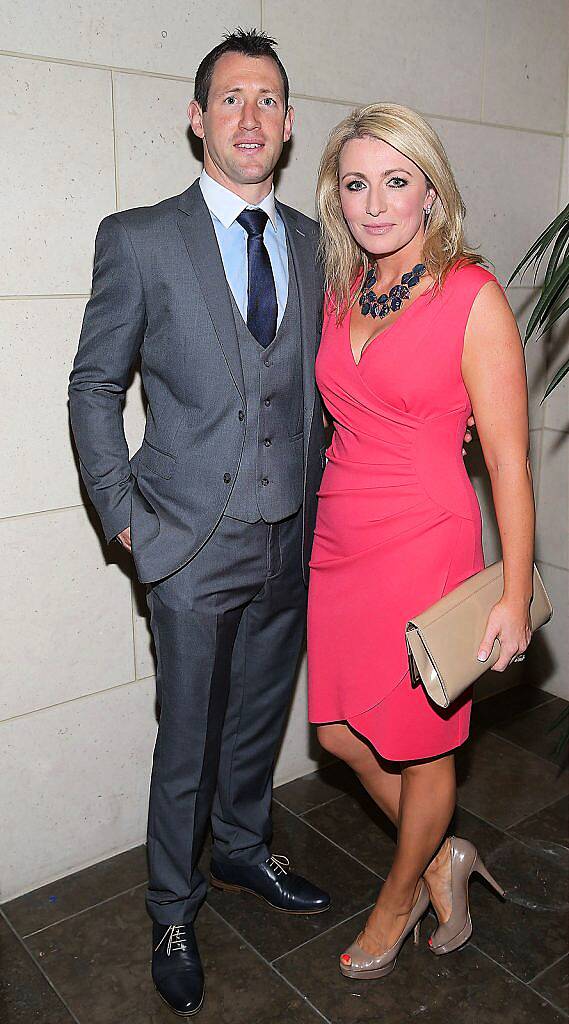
[
  {"xmin": 445, "ymin": 259, "xmax": 502, "ymax": 293},
  {"xmin": 440, "ymin": 260, "xmax": 505, "ymax": 310}
]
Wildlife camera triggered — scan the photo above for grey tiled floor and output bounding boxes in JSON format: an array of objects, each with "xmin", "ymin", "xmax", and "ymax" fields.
[{"xmin": 2, "ymin": 684, "xmax": 568, "ymax": 1023}]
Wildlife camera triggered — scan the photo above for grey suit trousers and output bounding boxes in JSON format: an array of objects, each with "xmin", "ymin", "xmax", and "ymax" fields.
[{"xmin": 145, "ymin": 510, "xmax": 306, "ymax": 925}]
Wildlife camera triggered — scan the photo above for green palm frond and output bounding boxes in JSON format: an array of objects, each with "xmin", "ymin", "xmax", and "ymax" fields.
[
  {"xmin": 513, "ymin": 207, "xmax": 569, "ymax": 764},
  {"xmin": 508, "ymin": 202, "xmax": 569, "ymax": 399}
]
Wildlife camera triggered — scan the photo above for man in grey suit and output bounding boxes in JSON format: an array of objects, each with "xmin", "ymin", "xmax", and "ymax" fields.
[{"xmin": 69, "ymin": 29, "xmax": 329, "ymax": 1016}]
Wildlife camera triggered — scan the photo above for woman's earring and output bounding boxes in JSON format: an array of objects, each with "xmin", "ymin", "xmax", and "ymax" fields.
[{"xmin": 424, "ymin": 205, "xmax": 432, "ymax": 217}]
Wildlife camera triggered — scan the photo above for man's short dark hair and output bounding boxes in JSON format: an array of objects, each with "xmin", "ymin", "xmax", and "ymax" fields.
[{"xmin": 194, "ymin": 28, "xmax": 289, "ymax": 111}]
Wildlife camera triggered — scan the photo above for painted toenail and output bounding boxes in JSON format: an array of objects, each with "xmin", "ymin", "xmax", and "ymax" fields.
[{"xmin": 341, "ymin": 954, "xmax": 351, "ymax": 964}]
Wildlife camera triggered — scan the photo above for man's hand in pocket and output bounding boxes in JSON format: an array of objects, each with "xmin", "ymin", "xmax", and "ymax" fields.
[{"xmin": 116, "ymin": 527, "xmax": 132, "ymax": 552}]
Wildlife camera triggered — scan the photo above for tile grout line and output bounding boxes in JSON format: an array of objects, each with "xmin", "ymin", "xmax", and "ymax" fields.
[
  {"xmin": 0, "ymin": 294, "xmax": 91, "ymax": 300},
  {"xmin": 16, "ymin": 881, "xmax": 147, "ymax": 940},
  {"xmin": 205, "ymin": 903, "xmax": 332, "ymax": 1024},
  {"xmin": 298, "ymin": 791, "xmax": 347, "ymax": 817},
  {"xmin": 0, "ymin": 49, "xmax": 197, "ymax": 81},
  {"xmin": 0, "ymin": 672, "xmax": 155, "ymax": 727},
  {"xmin": 485, "ymin": 726, "xmax": 567, "ymax": 774},
  {"xmin": 534, "ymin": 413, "xmax": 546, "ymax": 509},
  {"xmin": 454, "ymin": 787, "xmax": 562, "ymax": 836},
  {"xmin": 270, "ymin": 903, "xmax": 376, "ymax": 965},
  {"xmin": 0, "ymin": 284, "xmax": 536, "ymax": 303},
  {"xmin": 110, "ymin": 68, "xmax": 120, "ymax": 212},
  {"xmin": 453, "ymin": 789, "xmax": 568, "ymax": 856},
  {"xmin": 273, "ymin": 798, "xmax": 385, "ymax": 879},
  {"xmin": 442, "ymin": 775, "xmax": 566, "ymax": 863},
  {"xmin": 506, "ymin": 789, "xmax": 569, "ymax": 831},
  {"xmin": 540, "ymin": 426, "xmax": 569, "ymax": 437},
  {"xmin": 524, "ymin": 984, "xmax": 569, "ymax": 1020},
  {"xmin": 120, "ymin": 11, "xmax": 137, "ymax": 700},
  {"xmin": 528, "ymin": 948, "xmax": 569, "ymax": 987},
  {"xmin": 0, "ymin": 907, "xmax": 82, "ymax": 1024},
  {"xmin": 475, "ymin": 688, "xmax": 557, "ymax": 723},
  {"xmin": 314, "ymin": 90, "xmax": 566, "ymax": 136},
  {"xmin": 129, "ymin": 576, "xmax": 138, "ymax": 684},
  {"xmin": 0, "ymin": 49, "xmax": 566, "ymax": 138},
  {"xmin": 557, "ymin": 131, "xmax": 568, "ymax": 216},
  {"xmin": 470, "ymin": 940, "xmax": 569, "ymax": 1020},
  {"xmin": 0, "ymin": 505, "xmax": 84, "ymax": 522},
  {"xmin": 479, "ymin": 0, "xmax": 490, "ymax": 122},
  {"xmin": 488, "ymin": 692, "xmax": 563, "ymax": 726}
]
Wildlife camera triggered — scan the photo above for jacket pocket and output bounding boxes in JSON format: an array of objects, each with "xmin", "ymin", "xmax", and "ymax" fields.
[{"xmin": 139, "ymin": 439, "xmax": 176, "ymax": 480}]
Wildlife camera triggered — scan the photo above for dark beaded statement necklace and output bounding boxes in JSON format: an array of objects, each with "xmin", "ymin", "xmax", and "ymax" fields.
[{"xmin": 359, "ymin": 262, "xmax": 426, "ymax": 319}]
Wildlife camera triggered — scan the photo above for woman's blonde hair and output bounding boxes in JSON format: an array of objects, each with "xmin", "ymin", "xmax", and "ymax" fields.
[{"xmin": 316, "ymin": 102, "xmax": 487, "ymax": 316}]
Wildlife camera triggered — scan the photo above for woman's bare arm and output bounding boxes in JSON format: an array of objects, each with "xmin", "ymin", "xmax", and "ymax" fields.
[{"xmin": 462, "ymin": 281, "xmax": 534, "ymax": 670}]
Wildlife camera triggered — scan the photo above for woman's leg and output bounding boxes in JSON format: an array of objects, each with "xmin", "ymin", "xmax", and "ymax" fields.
[
  {"xmin": 358, "ymin": 754, "xmax": 456, "ymax": 955},
  {"xmin": 317, "ymin": 723, "xmax": 402, "ymax": 826},
  {"xmin": 317, "ymin": 724, "xmax": 455, "ymax": 945}
]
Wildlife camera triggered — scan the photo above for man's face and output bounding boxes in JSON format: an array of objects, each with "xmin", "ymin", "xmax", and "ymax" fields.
[{"xmin": 189, "ymin": 53, "xmax": 294, "ymax": 195}]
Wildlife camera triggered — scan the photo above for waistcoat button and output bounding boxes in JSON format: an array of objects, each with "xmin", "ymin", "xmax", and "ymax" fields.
[
  {"xmin": 223, "ymin": 473, "xmax": 231, "ymax": 483},
  {"xmin": 238, "ymin": 410, "xmax": 245, "ymax": 422},
  {"xmin": 264, "ymin": 438, "xmax": 272, "ymax": 447},
  {"xmin": 261, "ymin": 477, "xmax": 269, "ymax": 486},
  {"xmin": 264, "ymin": 398, "xmax": 271, "ymax": 407}
]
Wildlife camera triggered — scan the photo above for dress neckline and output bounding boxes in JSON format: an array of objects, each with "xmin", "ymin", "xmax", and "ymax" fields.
[{"xmin": 348, "ymin": 278, "xmax": 436, "ymax": 367}]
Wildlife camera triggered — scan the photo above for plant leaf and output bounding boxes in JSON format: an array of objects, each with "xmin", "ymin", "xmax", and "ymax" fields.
[
  {"xmin": 542, "ymin": 357, "xmax": 569, "ymax": 400},
  {"xmin": 525, "ymin": 260, "xmax": 569, "ymax": 339},
  {"xmin": 536, "ymin": 293, "xmax": 569, "ymax": 339},
  {"xmin": 544, "ymin": 221, "xmax": 569, "ymax": 287},
  {"xmin": 508, "ymin": 203, "xmax": 569, "ymax": 286}
]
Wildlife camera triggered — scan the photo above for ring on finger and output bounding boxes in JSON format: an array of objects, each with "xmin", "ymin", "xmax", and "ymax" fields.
[{"xmin": 513, "ymin": 654, "xmax": 526, "ymax": 663}]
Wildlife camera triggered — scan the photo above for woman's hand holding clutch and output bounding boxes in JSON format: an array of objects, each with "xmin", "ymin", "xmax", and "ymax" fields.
[{"xmin": 477, "ymin": 597, "xmax": 532, "ymax": 671}]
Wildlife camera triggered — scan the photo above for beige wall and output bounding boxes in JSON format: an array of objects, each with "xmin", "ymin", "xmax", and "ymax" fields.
[{"xmin": 1, "ymin": 0, "xmax": 567, "ymax": 900}]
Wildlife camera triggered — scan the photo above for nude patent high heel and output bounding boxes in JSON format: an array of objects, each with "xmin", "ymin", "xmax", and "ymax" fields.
[
  {"xmin": 427, "ymin": 836, "xmax": 506, "ymax": 955},
  {"xmin": 339, "ymin": 881, "xmax": 430, "ymax": 980}
]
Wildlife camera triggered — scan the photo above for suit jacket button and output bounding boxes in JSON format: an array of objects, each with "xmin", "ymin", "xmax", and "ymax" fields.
[
  {"xmin": 238, "ymin": 410, "xmax": 245, "ymax": 422},
  {"xmin": 264, "ymin": 438, "xmax": 272, "ymax": 447},
  {"xmin": 261, "ymin": 477, "xmax": 269, "ymax": 486},
  {"xmin": 223, "ymin": 473, "xmax": 231, "ymax": 483}
]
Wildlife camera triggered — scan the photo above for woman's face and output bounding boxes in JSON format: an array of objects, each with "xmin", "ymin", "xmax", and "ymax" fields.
[{"xmin": 338, "ymin": 136, "xmax": 436, "ymax": 259}]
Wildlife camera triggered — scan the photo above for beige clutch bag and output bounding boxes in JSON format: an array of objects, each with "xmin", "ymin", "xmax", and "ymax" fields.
[{"xmin": 405, "ymin": 561, "xmax": 553, "ymax": 709}]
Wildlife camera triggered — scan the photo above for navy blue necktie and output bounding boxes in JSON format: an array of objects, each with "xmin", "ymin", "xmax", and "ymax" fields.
[{"xmin": 237, "ymin": 209, "xmax": 277, "ymax": 349}]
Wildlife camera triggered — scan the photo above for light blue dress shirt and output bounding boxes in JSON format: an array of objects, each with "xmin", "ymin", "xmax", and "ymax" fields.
[{"xmin": 199, "ymin": 169, "xmax": 289, "ymax": 330}]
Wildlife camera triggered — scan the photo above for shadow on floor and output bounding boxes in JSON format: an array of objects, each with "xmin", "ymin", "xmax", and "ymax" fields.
[{"xmin": 1, "ymin": 684, "xmax": 568, "ymax": 1023}]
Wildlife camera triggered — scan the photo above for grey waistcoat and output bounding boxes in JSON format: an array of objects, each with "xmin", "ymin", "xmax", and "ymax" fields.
[{"xmin": 224, "ymin": 247, "xmax": 304, "ymax": 524}]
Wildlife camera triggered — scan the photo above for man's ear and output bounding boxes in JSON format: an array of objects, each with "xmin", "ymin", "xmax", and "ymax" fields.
[
  {"xmin": 188, "ymin": 99, "xmax": 205, "ymax": 139},
  {"xmin": 283, "ymin": 104, "xmax": 295, "ymax": 144}
]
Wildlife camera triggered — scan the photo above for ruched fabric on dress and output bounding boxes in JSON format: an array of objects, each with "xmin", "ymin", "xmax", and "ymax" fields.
[{"xmin": 307, "ymin": 263, "xmax": 501, "ymax": 761}]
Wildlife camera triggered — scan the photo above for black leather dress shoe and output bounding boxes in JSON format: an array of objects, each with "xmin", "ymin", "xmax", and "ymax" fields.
[
  {"xmin": 209, "ymin": 854, "xmax": 331, "ymax": 915},
  {"xmin": 152, "ymin": 922, "xmax": 204, "ymax": 1017}
]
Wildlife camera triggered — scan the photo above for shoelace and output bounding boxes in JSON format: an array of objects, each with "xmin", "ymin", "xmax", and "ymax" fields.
[
  {"xmin": 154, "ymin": 923, "xmax": 189, "ymax": 956},
  {"xmin": 267, "ymin": 853, "xmax": 290, "ymax": 876}
]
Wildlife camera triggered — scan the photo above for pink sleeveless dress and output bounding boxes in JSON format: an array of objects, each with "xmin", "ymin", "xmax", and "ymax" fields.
[{"xmin": 307, "ymin": 262, "xmax": 500, "ymax": 762}]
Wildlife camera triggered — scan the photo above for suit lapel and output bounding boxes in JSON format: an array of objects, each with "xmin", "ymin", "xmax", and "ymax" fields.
[
  {"xmin": 277, "ymin": 202, "xmax": 318, "ymax": 456},
  {"xmin": 177, "ymin": 181, "xmax": 245, "ymax": 401}
]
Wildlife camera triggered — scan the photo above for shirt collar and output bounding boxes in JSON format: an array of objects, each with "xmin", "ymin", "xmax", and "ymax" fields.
[{"xmin": 199, "ymin": 169, "xmax": 278, "ymax": 232}]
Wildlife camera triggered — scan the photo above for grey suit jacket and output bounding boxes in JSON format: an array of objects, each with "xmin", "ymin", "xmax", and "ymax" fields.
[{"xmin": 69, "ymin": 179, "xmax": 326, "ymax": 584}]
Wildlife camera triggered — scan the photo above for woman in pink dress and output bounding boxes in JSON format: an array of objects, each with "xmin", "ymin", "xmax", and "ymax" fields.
[{"xmin": 307, "ymin": 104, "xmax": 535, "ymax": 978}]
